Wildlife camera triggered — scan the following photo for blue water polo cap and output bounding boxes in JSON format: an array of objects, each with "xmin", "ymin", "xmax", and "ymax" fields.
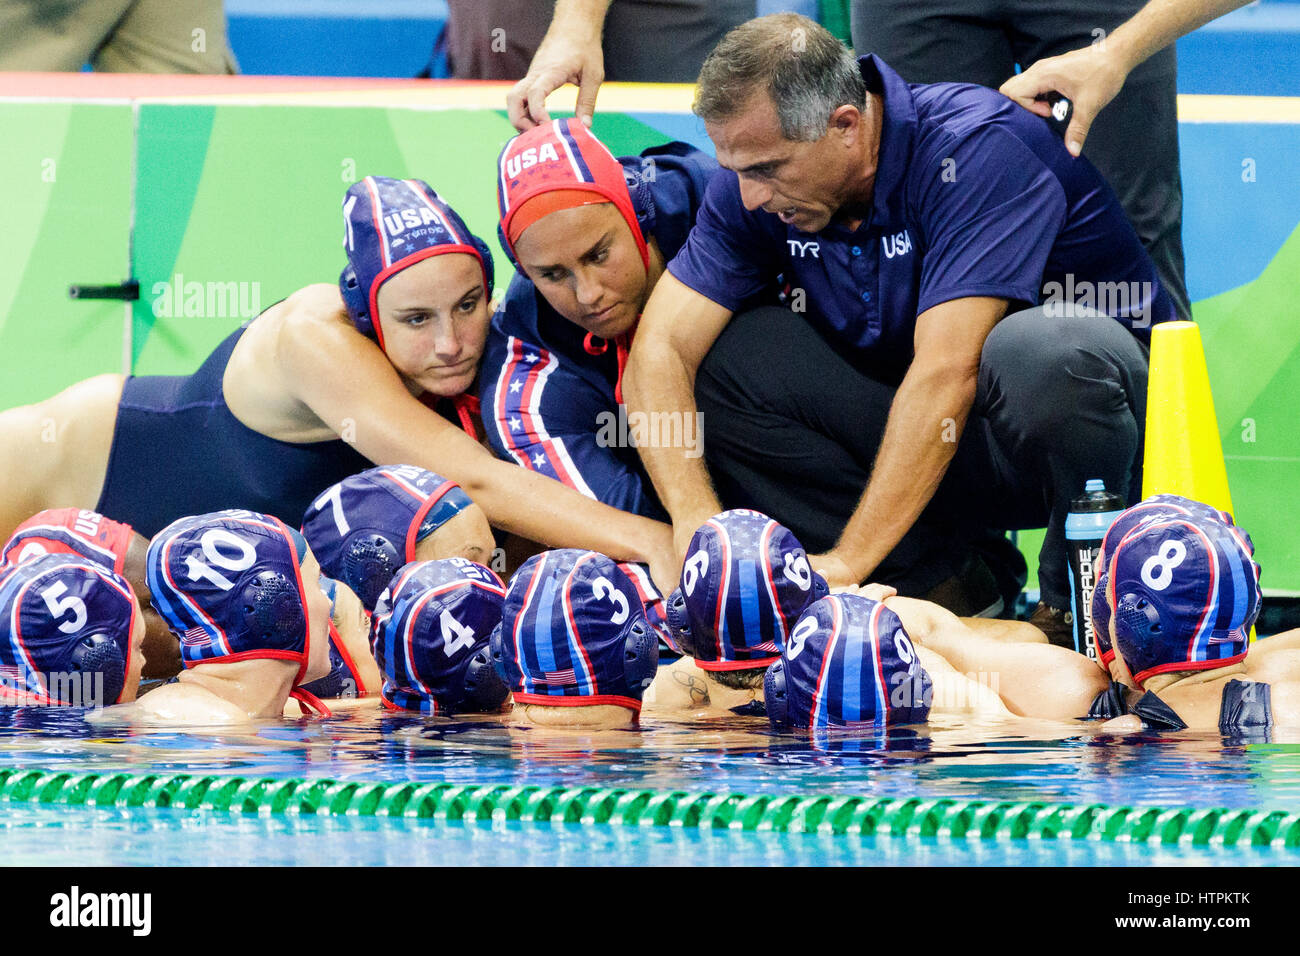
[
  {"xmin": 371, "ymin": 558, "xmax": 509, "ymax": 715},
  {"xmin": 302, "ymin": 465, "xmax": 474, "ymax": 612},
  {"xmin": 146, "ymin": 510, "xmax": 316, "ymax": 685},
  {"xmin": 666, "ymin": 510, "xmax": 827, "ymax": 672},
  {"xmin": 764, "ymin": 594, "xmax": 931, "ymax": 732},
  {"xmin": 0, "ymin": 554, "xmax": 138, "ymax": 706},
  {"xmin": 339, "ymin": 176, "xmax": 494, "ymax": 351},
  {"xmin": 491, "ymin": 550, "xmax": 658, "ymax": 712}
]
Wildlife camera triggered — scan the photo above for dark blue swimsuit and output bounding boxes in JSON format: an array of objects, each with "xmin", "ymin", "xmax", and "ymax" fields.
[{"xmin": 96, "ymin": 324, "xmax": 372, "ymax": 537}]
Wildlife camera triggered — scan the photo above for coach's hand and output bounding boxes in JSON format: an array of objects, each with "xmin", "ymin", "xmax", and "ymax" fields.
[
  {"xmin": 807, "ymin": 551, "xmax": 861, "ymax": 590},
  {"xmin": 508, "ymin": 29, "xmax": 604, "ymax": 130},
  {"xmin": 999, "ymin": 44, "xmax": 1127, "ymax": 157}
]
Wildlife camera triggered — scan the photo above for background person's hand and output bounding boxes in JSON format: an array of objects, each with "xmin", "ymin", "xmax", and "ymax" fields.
[
  {"xmin": 999, "ymin": 44, "xmax": 1129, "ymax": 157},
  {"xmin": 507, "ymin": 31, "xmax": 604, "ymax": 131}
]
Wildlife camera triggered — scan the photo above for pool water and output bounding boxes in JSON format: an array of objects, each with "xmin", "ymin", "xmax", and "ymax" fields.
[{"xmin": 1, "ymin": 705, "xmax": 1298, "ymax": 865}]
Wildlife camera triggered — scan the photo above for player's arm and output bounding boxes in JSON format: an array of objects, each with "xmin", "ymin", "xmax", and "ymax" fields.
[
  {"xmin": 621, "ymin": 272, "xmax": 734, "ymax": 559},
  {"xmin": 507, "ymin": 0, "xmax": 613, "ymax": 130},
  {"xmin": 1000, "ymin": 0, "xmax": 1252, "ymax": 155},
  {"xmin": 277, "ymin": 310, "xmax": 676, "ymax": 585},
  {"xmin": 889, "ymin": 595, "xmax": 1109, "ymax": 719},
  {"xmin": 810, "ymin": 296, "xmax": 1006, "ymax": 587}
]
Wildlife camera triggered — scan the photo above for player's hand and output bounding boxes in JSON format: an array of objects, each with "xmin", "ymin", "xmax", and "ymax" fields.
[
  {"xmin": 507, "ymin": 31, "xmax": 605, "ymax": 131},
  {"xmin": 807, "ymin": 550, "xmax": 861, "ymax": 590},
  {"xmin": 830, "ymin": 582, "xmax": 898, "ymax": 602},
  {"xmin": 998, "ymin": 43, "xmax": 1128, "ymax": 157}
]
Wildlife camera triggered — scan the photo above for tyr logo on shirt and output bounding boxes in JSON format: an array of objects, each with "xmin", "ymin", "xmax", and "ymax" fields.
[
  {"xmin": 505, "ymin": 142, "xmax": 562, "ymax": 178},
  {"xmin": 882, "ymin": 230, "xmax": 912, "ymax": 259},
  {"xmin": 787, "ymin": 240, "xmax": 820, "ymax": 258}
]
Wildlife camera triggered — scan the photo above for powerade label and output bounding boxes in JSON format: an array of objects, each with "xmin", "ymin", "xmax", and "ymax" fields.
[{"xmin": 1071, "ymin": 543, "xmax": 1099, "ymax": 659}]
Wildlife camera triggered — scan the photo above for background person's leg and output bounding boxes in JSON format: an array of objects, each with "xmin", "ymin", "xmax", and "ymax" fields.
[
  {"xmin": 94, "ymin": 0, "xmax": 238, "ymax": 73},
  {"xmin": 695, "ymin": 305, "xmax": 1000, "ymax": 602},
  {"xmin": 1008, "ymin": 0, "xmax": 1189, "ymax": 320},
  {"xmin": 603, "ymin": 0, "xmax": 756, "ymax": 83},
  {"xmin": 850, "ymin": 0, "xmax": 1012, "ymax": 87},
  {"xmin": 0, "ymin": 0, "xmax": 132, "ymax": 72},
  {"xmin": 976, "ymin": 305, "xmax": 1149, "ymax": 612},
  {"xmin": 443, "ymin": 0, "xmax": 552, "ymax": 80}
]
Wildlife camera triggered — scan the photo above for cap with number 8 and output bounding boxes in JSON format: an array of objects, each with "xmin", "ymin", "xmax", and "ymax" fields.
[
  {"xmin": 666, "ymin": 510, "xmax": 828, "ymax": 671},
  {"xmin": 371, "ymin": 558, "xmax": 511, "ymax": 715},
  {"xmin": 1106, "ymin": 513, "xmax": 1259, "ymax": 686},
  {"xmin": 490, "ymin": 549, "xmax": 659, "ymax": 712},
  {"xmin": 764, "ymin": 594, "xmax": 932, "ymax": 732}
]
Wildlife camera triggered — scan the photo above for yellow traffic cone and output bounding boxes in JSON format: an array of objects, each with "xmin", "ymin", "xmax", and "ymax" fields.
[
  {"xmin": 1142, "ymin": 321, "xmax": 1254, "ymax": 640},
  {"xmin": 1142, "ymin": 321, "xmax": 1234, "ymax": 513}
]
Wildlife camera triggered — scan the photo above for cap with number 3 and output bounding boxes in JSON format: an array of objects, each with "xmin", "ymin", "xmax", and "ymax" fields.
[
  {"xmin": 764, "ymin": 594, "xmax": 932, "ymax": 731},
  {"xmin": 666, "ymin": 510, "xmax": 827, "ymax": 671},
  {"xmin": 490, "ymin": 549, "xmax": 659, "ymax": 711},
  {"xmin": 1107, "ymin": 514, "xmax": 1259, "ymax": 686}
]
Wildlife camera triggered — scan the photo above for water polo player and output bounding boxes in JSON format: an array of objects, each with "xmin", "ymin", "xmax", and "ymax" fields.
[
  {"xmin": 2, "ymin": 507, "xmax": 180, "ymax": 679},
  {"xmin": 491, "ymin": 549, "xmax": 658, "ymax": 729},
  {"xmin": 0, "ymin": 553, "xmax": 146, "ymax": 707},
  {"xmin": 0, "ymin": 176, "xmax": 674, "ymax": 591},
  {"xmin": 302, "ymin": 465, "xmax": 492, "ymax": 612},
  {"xmin": 371, "ymin": 558, "xmax": 511, "ymax": 716},
  {"xmin": 103, "ymin": 510, "xmax": 334, "ymax": 723}
]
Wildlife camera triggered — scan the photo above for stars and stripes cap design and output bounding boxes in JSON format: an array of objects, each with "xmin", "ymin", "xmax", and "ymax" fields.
[
  {"xmin": 764, "ymin": 594, "xmax": 932, "ymax": 733},
  {"xmin": 1093, "ymin": 495, "xmax": 1256, "ymax": 664},
  {"xmin": 302, "ymin": 465, "xmax": 474, "ymax": 612},
  {"xmin": 491, "ymin": 549, "xmax": 659, "ymax": 712},
  {"xmin": 2, "ymin": 508, "xmax": 135, "ymax": 577},
  {"xmin": 339, "ymin": 176, "xmax": 494, "ymax": 350},
  {"xmin": 666, "ymin": 510, "xmax": 827, "ymax": 672},
  {"xmin": 0, "ymin": 553, "xmax": 138, "ymax": 706},
  {"xmin": 371, "ymin": 558, "xmax": 509, "ymax": 716},
  {"xmin": 146, "ymin": 510, "xmax": 315, "ymax": 685},
  {"xmin": 1107, "ymin": 511, "xmax": 1260, "ymax": 686},
  {"xmin": 496, "ymin": 118, "xmax": 648, "ymax": 271}
]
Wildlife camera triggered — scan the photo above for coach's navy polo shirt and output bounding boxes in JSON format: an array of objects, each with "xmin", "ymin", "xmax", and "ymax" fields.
[{"xmin": 668, "ymin": 55, "xmax": 1175, "ymax": 379}]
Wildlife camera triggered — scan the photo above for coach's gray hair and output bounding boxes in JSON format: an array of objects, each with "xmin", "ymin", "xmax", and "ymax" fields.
[{"xmin": 694, "ymin": 13, "xmax": 867, "ymax": 142}]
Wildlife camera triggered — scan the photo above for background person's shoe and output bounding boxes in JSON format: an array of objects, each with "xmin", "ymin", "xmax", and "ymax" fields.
[
  {"xmin": 1028, "ymin": 601, "xmax": 1076, "ymax": 648},
  {"xmin": 921, "ymin": 553, "xmax": 1003, "ymax": 618}
]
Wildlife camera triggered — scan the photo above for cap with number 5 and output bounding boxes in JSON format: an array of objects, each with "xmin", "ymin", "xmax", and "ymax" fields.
[
  {"xmin": 665, "ymin": 510, "xmax": 828, "ymax": 671},
  {"xmin": 1107, "ymin": 513, "xmax": 1259, "ymax": 687},
  {"xmin": 0, "ymin": 553, "xmax": 140, "ymax": 705},
  {"xmin": 764, "ymin": 594, "xmax": 932, "ymax": 732},
  {"xmin": 490, "ymin": 549, "xmax": 659, "ymax": 712},
  {"xmin": 371, "ymin": 558, "xmax": 510, "ymax": 715}
]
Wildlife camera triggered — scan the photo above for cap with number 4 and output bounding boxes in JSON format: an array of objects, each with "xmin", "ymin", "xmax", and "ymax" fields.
[
  {"xmin": 764, "ymin": 594, "xmax": 932, "ymax": 731},
  {"xmin": 490, "ymin": 549, "xmax": 659, "ymax": 711},
  {"xmin": 1106, "ymin": 513, "xmax": 1260, "ymax": 686},
  {"xmin": 665, "ymin": 510, "xmax": 828, "ymax": 671},
  {"xmin": 371, "ymin": 558, "xmax": 511, "ymax": 715}
]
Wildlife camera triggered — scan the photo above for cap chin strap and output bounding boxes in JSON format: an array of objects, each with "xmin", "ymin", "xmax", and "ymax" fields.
[{"xmin": 289, "ymin": 687, "xmax": 333, "ymax": 717}]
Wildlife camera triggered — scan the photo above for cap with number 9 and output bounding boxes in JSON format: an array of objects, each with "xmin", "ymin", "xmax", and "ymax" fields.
[
  {"xmin": 371, "ymin": 558, "xmax": 510, "ymax": 715},
  {"xmin": 764, "ymin": 594, "xmax": 932, "ymax": 732},
  {"xmin": 490, "ymin": 549, "xmax": 659, "ymax": 712},
  {"xmin": 1106, "ymin": 514, "xmax": 1259, "ymax": 686},
  {"xmin": 666, "ymin": 510, "xmax": 827, "ymax": 671}
]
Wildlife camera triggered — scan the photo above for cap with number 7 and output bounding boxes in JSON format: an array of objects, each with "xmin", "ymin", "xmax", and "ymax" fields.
[{"xmin": 665, "ymin": 510, "xmax": 828, "ymax": 671}]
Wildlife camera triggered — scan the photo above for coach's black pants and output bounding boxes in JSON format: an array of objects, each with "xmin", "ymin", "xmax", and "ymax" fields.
[
  {"xmin": 696, "ymin": 305, "xmax": 1149, "ymax": 608},
  {"xmin": 849, "ymin": 0, "xmax": 1190, "ymax": 321}
]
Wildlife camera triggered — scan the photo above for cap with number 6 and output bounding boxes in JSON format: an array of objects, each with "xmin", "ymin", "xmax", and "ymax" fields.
[
  {"xmin": 1106, "ymin": 514, "xmax": 1259, "ymax": 687},
  {"xmin": 665, "ymin": 510, "xmax": 828, "ymax": 671},
  {"xmin": 490, "ymin": 549, "xmax": 659, "ymax": 712},
  {"xmin": 146, "ymin": 511, "xmax": 316, "ymax": 684},
  {"xmin": 371, "ymin": 558, "xmax": 511, "ymax": 715},
  {"xmin": 764, "ymin": 594, "xmax": 932, "ymax": 732}
]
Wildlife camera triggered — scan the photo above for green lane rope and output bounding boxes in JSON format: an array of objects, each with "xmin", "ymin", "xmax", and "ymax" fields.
[{"xmin": 2, "ymin": 766, "xmax": 1298, "ymax": 848}]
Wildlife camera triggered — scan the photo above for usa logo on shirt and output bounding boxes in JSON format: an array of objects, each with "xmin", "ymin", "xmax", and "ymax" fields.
[{"xmin": 882, "ymin": 230, "xmax": 912, "ymax": 259}]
